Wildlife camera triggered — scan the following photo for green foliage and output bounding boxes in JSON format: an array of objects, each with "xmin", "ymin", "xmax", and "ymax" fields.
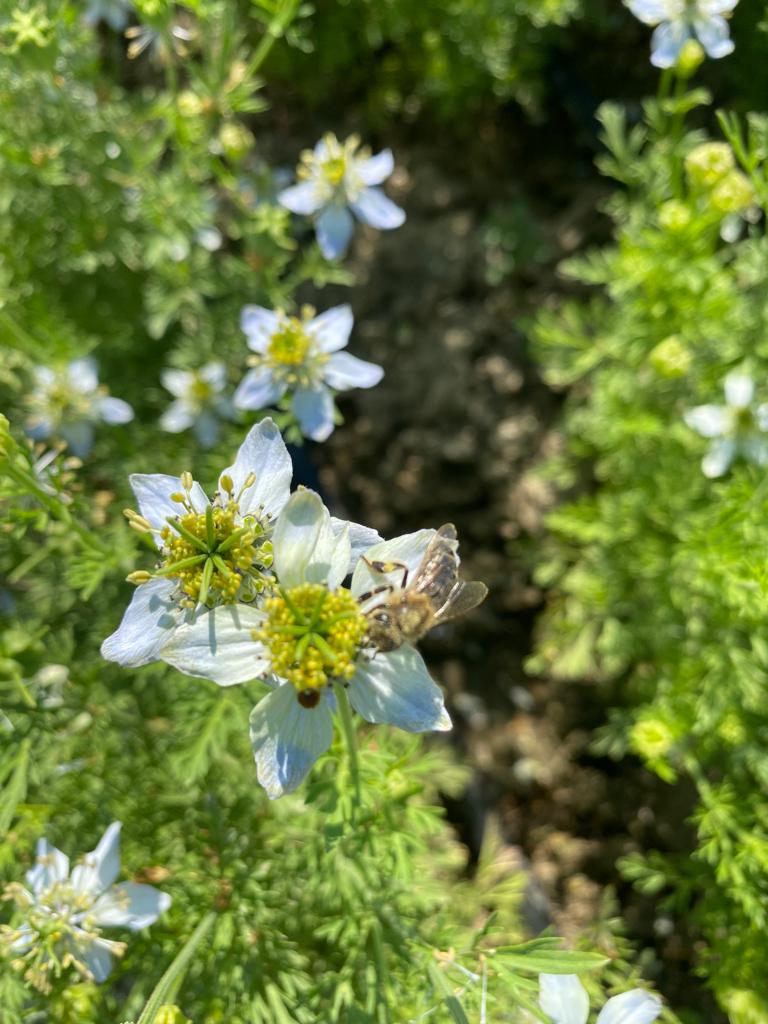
[{"xmin": 530, "ymin": 82, "xmax": 768, "ymax": 1015}]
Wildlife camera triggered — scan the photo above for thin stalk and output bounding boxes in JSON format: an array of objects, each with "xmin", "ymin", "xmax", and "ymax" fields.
[{"xmin": 334, "ymin": 681, "xmax": 361, "ymax": 811}]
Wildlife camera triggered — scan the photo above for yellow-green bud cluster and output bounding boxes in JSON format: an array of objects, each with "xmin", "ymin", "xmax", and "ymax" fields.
[
  {"xmin": 685, "ymin": 142, "xmax": 735, "ymax": 188},
  {"xmin": 649, "ymin": 335, "xmax": 692, "ymax": 378},
  {"xmin": 256, "ymin": 583, "xmax": 367, "ymax": 692}
]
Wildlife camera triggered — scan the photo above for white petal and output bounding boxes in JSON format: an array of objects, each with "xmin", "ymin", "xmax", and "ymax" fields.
[
  {"xmin": 316, "ymin": 205, "xmax": 354, "ymax": 260},
  {"xmin": 249, "ymin": 682, "xmax": 334, "ymax": 799},
  {"xmin": 650, "ymin": 20, "xmax": 690, "ymax": 68},
  {"xmin": 98, "ymin": 396, "xmax": 134, "ymax": 425},
  {"xmin": 130, "ymin": 473, "xmax": 209, "ymax": 533},
  {"xmin": 218, "ymin": 418, "xmax": 292, "ymax": 521},
  {"xmin": 308, "ymin": 304, "xmax": 354, "ymax": 353},
  {"xmin": 200, "ymin": 362, "xmax": 227, "ymax": 391},
  {"xmin": 240, "ymin": 306, "xmax": 281, "ymax": 352},
  {"xmin": 339, "ymin": 520, "xmax": 383, "ymax": 573},
  {"xmin": 698, "ymin": 0, "xmax": 738, "ymax": 12},
  {"xmin": 70, "ymin": 822, "xmax": 121, "ymax": 898},
  {"xmin": 76, "ymin": 935, "xmax": 116, "ymax": 983},
  {"xmin": 625, "ymin": 0, "xmax": 681, "ymax": 24},
  {"xmin": 159, "ymin": 399, "xmax": 196, "ymax": 434},
  {"xmin": 724, "ymin": 371, "xmax": 754, "ymax": 408},
  {"xmin": 292, "ymin": 386, "xmax": 336, "ymax": 442},
  {"xmin": 756, "ymin": 403, "xmax": 768, "ymax": 431},
  {"xmin": 10, "ymin": 923, "xmax": 34, "ymax": 954},
  {"xmin": 596, "ymin": 990, "xmax": 663, "ymax": 1024},
  {"xmin": 702, "ymin": 437, "xmax": 736, "ymax": 477},
  {"xmin": 351, "ymin": 529, "xmax": 436, "ymax": 598},
  {"xmin": 160, "ymin": 604, "xmax": 268, "ymax": 686},
  {"xmin": 33, "ymin": 366, "xmax": 56, "ymax": 388},
  {"xmin": 100, "ymin": 579, "xmax": 182, "ymax": 667},
  {"xmin": 233, "ymin": 367, "xmax": 285, "ymax": 411},
  {"xmin": 538, "ymin": 974, "xmax": 590, "ymax": 1024},
  {"xmin": 193, "ymin": 410, "xmax": 220, "ymax": 449},
  {"xmin": 357, "ymin": 149, "xmax": 395, "ymax": 185},
  {"xmin": 272, "ymin": 489, "xmax": 326, "ymax": 588},
  {"xmin": 62, "ymin": 421, "xmax": 95, "ymax": 457},
  {"xmin": 68, "ymin": 357, "xmax": 99, "ymax": 394},
  {"xmin": 26, "ymin": 840, "xmax": 70, "ymax": 895},
  {"xmin": 278, "ymin": 181, "xmax": 323, "ymax": 215},
  {"xmin": 350, "ymin": 187, "xmax": 406, "ymax": 230},
  {"xmin": 693, "ymin": 14, "xmax": 734, "ymax": 57},
  {"xmin": 324, "ymin": 351, "xmax": 384, "ymax": 391},
  {"xmin": 348, "ymin": 646, "xmax": 451, "ymax": 733},
  {"xmin": 307, "ymin": 513, "xmax": 351, "ymax": 591},
  {"xmin": 91, "ymin": 882, "xmax": 171, "ymax": 930},
  {"xmin": 683, "ymin": 404, "xmax": 729, "ymax": 438},
  {"xmin": 161, "ymin": 368, "xmax": 192, "ymax": 397}
]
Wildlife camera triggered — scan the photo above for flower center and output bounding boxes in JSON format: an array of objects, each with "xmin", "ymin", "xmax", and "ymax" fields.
[
  {"xmin": 158, "ymin": 496, "xmax": 272, "ymax": 609},
  {"xmin": 256, "ymin": 583, "xmax": 367, "ymax": 695},
  {"xmin": 267, "ymin": 319, "xmax": 312, "ymax": 367},
  {"xmin": 189, "ymin": 377, "xmax": 213, "ymax": 403},
  {"xmin": 322, "ymin": 156, "xmax": 347, "ymax": 186}
]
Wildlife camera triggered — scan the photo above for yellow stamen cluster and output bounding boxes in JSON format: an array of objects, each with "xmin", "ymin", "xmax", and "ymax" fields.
[
  {"xmin": 268, "ymin": 318, "xmax": 312, "ymax": 367},
  {"xmin": 159, "ymin": 501, "xmax": 267, "ymax": 607},
  {"xmin": 296, "ymin": 132, "xmax": 370, "ymax": 196},
  {"xmin": 256, "ymin": 583, "xmax": 367, "ymax": 692}
]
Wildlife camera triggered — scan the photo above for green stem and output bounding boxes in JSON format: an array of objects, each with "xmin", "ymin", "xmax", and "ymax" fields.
[{"xmin": 334, "ymin": 682, "xmax": 361, "ymax": 811}]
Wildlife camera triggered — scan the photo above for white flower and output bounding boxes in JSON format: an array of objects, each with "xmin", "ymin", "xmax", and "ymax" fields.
[
  {"xmin": 160, "ymin": 490, "xmax": 452, "ymax": 799},
  {"xmin": 538, "ymin": 974, "xmax": 662, "ymax": 1024},
  {"xmin": 25, "ymin": 358, "xmax": 134, "ymax": 458},
  {"xmin": 684, "ymin": 371, "xmax": 768, "ymax": 477},
  {"xmin": 233, "ymin": 304, "xmax": 383, "ymax": 442},
  {"xmin": 101, "ymin": 420, "xmax": 379, "ymax": 669},
  {"xmin": 1, "ymin": 822, "xmax": 169, "ymax": 991},
  {"xmin": 625, "ymin": 0, "xmax": 738, "ymax": 68},
  {"xmin": 278, "ymin": 133, "xmax": 405, "ymax": 260},
  {"xmin": 160, "ymin": 362, "xmax": 233, "ymax": 448}
]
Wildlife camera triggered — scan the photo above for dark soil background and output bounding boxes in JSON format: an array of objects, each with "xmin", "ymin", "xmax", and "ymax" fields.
[{"xmin": 267, "ymin": 33, "xmax": 733, "ymax": 1021}]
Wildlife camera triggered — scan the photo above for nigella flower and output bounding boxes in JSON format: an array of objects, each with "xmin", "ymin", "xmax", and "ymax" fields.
[
  {"xmin": 101, "ymin": 420, "xmax": 379, "ymax": 669},
  {"xmin": 233, "ymin": 304, "xmax": 383, "ymax": 442},
  {"xmin": 625, "ymin": 0, "xmax": 738, "ymax": 68},
  {"xmin": 160, "ymin": 362, "xmax": 233, "ymax": 448},
  {"xmin": 1, "ymin": 822, "xmax": 170, "ymax": 992},
  {"xmin": 159, "ymin": 490, "xmax": 486, "ymax": 799},
  {"xmin": 684, "ymin": 371, "xmax": 768, "ymax": 477},
  {"xmin": 537, "ymin": 974, "xmax": 662, "ymax": 1024},
  {"xmin": 25, "ymin": 358, "xmax": 134, "ymax": 458},
  {"xmin": 278, "ymin": 133, "xmax": 405, "ymax": 260}
]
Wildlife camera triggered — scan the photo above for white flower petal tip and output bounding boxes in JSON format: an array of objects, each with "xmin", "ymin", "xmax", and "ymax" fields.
[
  {"xmin": 71, "ymin": 822, "xmax": 122, "ymax": 897},
  {"xmin": 595, "ymin": 989, "xmax": 663, "ymax": 1024},
  {"xmin": 92, "ymin": 882, "xmax": 171, "ymax": 931},
  {"xmin": 324, "ymin": 351, "xmax": 384, "ymax": 391},
  {"xmin": 316, "ymin": 205, "xmax": 355, "ymax": 260},
  {"xmin": 349, "ymin": 646, "xmax": 452, "ymax": 734},
  {"xmin": 358, "ymin": 149, "xmax": 395, "ymax": 185},
  {"xmin": 219, "ymin": 417, "xmax": 292, "ymax": 520},
  {"xmin": 538, "ymin": 974, "xmax": 590, "ymax": 1024},
  {"xmin": 309, "ymin": 304, "xmax": 354, "ymax": 353},
  {"xmin": 351, "ymin": 187, "xmax": 406, "ymax": 230},
  {"xmin": 724, "ymin": 371, "xmax": 754, "ymax": 408},
  {"xmin": 100, "ymin": 579, "xmax": 181, "ymax": 667},
  {"xmin": 292, "ymin": 387, "xmax": 336, "ymax": 442},
  {"xmin": 249, "ymin": 683, "xmax": 334, "ymax": 799},
  {"xmin": 272, "ymin": 488, "xmax": 327, "ymax": 587}
]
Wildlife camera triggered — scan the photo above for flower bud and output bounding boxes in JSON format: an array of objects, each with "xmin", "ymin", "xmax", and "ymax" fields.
[
  {"xmin": 126, "ymin": 570, "xmax": 153, "ymax": 585},
  {"xmin": 685, "ymin": 142, "xmax": 734, "ymax": 188},
  {"xmin": 218, "ymin": 121, "xmax": 253, "ymax": 162},
  {"xmin": 648, "ymin": 335, "xmax": 692, "ymax": 378},
  {"xmin": 657, "ymin": 199, "xmax": 692, "ymax": 233},
  {"xmin": 711, "ymin": 170, "xmax": 756, "ymax": 214},
  {"xmin": 156, "ymin": 1006, "xmax": 192, "ymax": 1024},
  {"xmin": 630, "ymin": 717, "xmax": 675, "ymax": 760},
  {"xmin": 676, "ymin": 38, "xmax": 704, "ymax": 77}
]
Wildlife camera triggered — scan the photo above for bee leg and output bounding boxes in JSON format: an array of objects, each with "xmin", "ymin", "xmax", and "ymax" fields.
[
  {"xmin": 357, "ymin": 583, "xmax": 394, "ymax": 603},
  {"xmin": 362, "ymin": 556, "xmax": 410, "ymax": 588}
]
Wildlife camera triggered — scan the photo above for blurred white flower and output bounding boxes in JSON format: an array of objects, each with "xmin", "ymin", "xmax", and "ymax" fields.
[
  {"xmin": 160, "ymin": 362, "xmax": 233, "ymax": 448},
  {"xmin": 625, "ymin": 0, "xmax": 738, "ymax": 68},
  {"xmin": 25, "ymin": 358, "xmax": 133, "ymax": 458},
  {"xmin": 684, "ymin": 371, "xmax": 768, "ymax": 477},
  {"xmin": 538, "ymin": 974, "xmax": 662, "ymax": 1024},
  {"xmin": 278, "ymin": 133, "xmax": 405, "ymax": 260},
  {"xmin": 1, "ymin": 822, "xmax": 170, "ymax": 991},
  {"xmin": 234, "ymin": 303, "xmax": 383, "ymax": 442},
  {"xmin": 83, "ymin": 0, "xmax": 132, "ymax": 31}
]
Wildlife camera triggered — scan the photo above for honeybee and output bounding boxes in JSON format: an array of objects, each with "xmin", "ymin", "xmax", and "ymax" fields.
[{"xmin": 359, "ymin": 524, "xmax": 488, "ymax": 653}]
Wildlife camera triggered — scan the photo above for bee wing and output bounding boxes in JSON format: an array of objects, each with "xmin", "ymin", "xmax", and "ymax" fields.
[{"xmin": 433, "ymin": 580, "xmax": 488, "ymax": 625}]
